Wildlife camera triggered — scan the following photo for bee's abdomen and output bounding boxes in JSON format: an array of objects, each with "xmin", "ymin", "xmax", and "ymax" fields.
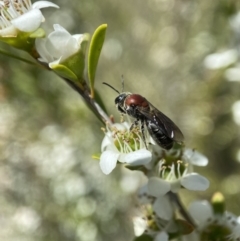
[{"xmin": 146, "ymin": 120, "xmax": 173, "ymax": 149}]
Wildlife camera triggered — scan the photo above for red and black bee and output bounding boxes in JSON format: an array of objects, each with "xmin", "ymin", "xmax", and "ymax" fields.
[{"xmin": 103, "ymin": 82, "xmax": 184, "ymax": 150}]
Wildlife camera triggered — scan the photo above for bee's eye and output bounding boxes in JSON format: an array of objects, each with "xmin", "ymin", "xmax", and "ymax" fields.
[{"xmin": 115, "ymin": 94, "xmax": 126, "ymax": 105}]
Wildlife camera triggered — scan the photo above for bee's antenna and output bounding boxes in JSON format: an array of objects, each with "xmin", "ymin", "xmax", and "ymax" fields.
[
  {"xmin": 121, "ymin": 75, "xmax": 124, "ymax": 92},
  {"xmin": 102, "ymin": 82, "xmax": 120, "ymax": 94}
]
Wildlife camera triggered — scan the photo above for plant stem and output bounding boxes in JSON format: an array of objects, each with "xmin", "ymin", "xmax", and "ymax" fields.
[{"xmin": 168, "ymin": 192, "xmax": 196, "ymax": 228}]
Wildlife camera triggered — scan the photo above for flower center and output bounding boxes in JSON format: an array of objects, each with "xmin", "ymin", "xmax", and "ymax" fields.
[
  {"xmin": 0, "ymin": 0, "xmax": 31, "ymax": 27},
  {"xmin": 158, "ymin": 160, "xmax": 189, "ymax": 181},
  {"xmin": 112, "ymin": 126, "xmax": 144, "ymax": 153}
]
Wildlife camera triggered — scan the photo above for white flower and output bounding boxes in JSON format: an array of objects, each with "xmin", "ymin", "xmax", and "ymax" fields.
[
  {"xmin": 36, "ymin": 24, "xmax": 84, "ymax": 67},
  {"xmin": 147, "ymin": 148, "xmax": 209, "ymax": 196},
  {"xmin": 203, "ymin": 49, "xmax": 238, "ymax": 70},
  {"xmin": 100, "ymin": 122, "xmax": 152, "ymax": 174},
  {"xmin": 133, "ymin": 216, "xmax": 148, "ymax": 236},
  {"xmin": 0, "ymin": 0, "xmax": 59, "ymax": 37},
  {"xmin": 148, "ymin": 163, "xmax": 209, "ymax": 198},
  {"xmin": 189, "ymin": 201, "xmax": 240, "ymax": 240},
  {"xmin": 138, "ymin": 184, "xmax": 173, "ymax": 221}
]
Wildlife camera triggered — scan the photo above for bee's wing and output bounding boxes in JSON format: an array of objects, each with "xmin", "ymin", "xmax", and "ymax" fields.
[{"xmin": 137, "ymin": 103, "xmax": 184, "ymax": 142}]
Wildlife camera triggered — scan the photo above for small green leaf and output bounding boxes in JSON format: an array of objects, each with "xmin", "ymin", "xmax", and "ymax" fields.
[
  {"xmin": 92, "ymin": 153, "xmax": 100, "ymax": 160},
  {"xmin": 29, "ymin": 28, "xmax": 45, "ymax": 38},
  {"xmin": 51, "ymin": 64, "xmax": 78, "ymax": 82},
  {"xmin": 88, "ymin": 24, "xmax": 107, "ymax": 98}
]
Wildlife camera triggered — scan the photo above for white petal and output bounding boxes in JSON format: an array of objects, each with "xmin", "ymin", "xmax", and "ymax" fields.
[
  {"xmin": 124, "ymin": 149, "xmax": 152, "ymax": 165},
  {"xmin": 138, "ymin": 184, "xmax": 152, "ymax": 204},
  {"xmin": 133, "ymin": 216, "xmax": 147, "ymax": 236},
  {"xmin": 169, "ymin": 180, "xmax": 181, "ymax": 193},
  {"xmin": 99, "ymin": 150, "xmax": 119, "ymax": 175},
  {"xmin": 36, "ymin": 38, "xmax": 54, "ymax": 63},
  {"xmin": 11, "ymin": 9, "xmax": 43, "ymax": 32},
  {"xmin": 188, "ymin": 201, "xmax": 213, "ymax": 225},
  {"xmin": 155, "ymin": 231, "xmax": 169, "ymax": 241},
  {"xmin": 121, "ymin": 122, "xmax": 131, "ymax": 129},
  {"xmin": 48, "ymin": 57, "xmax": 62, "ymax": 68},
  {"xmin": 0, "ymin": 25, "xmax": 18, "ymax": 37},
  {"xmin": 112, "ymin": 122, "xmax": 128, "ymax": 131},
  {"xmin": 53, "ymin": 24, "xmax": 68, "ymax": 32},
  {"xmin": 46, "ymin": 26, "xmax": 79, "ymax": 60},
  {"xmin": 148, "ymin": 177, "xmax": 171, "ymax": 197},
  {"xmin": 153, "ymin": 196, "xmax": 173, "ymax": 220},
  {"xmin": 232, "ymin": 223, "xmax": 240, "ymax": 239},
  {"xmin": 181, "ymin": 173, "xmax": 209, "ymax": 191},
  {"xmin": 32, "ymin": 1, "xmax": 59, "ymax": 9},
  {"xmin": 101, "ymin": 135, "xmax": 112, "ymax": 151},
  {"xmin": 184, "ymin": 149, "xmax": 208, "ymax": 166},
  {"xmin": 73, "ymin": 34, "xmax": 84, "ymax": 43}
]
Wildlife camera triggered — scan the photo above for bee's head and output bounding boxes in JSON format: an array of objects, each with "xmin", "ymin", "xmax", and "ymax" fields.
[
  {"xmin": 115, "ymin": 93, "xmax": 130, "ymax": 114},
  {"xmin": 102, "ymin": 82, "xmax": 130, "ymax": 114}
]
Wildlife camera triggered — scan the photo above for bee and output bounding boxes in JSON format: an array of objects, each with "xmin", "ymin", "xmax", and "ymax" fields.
[{"xmin": 103, "ymin": 81, "xmax": 184, "ymax": 150}]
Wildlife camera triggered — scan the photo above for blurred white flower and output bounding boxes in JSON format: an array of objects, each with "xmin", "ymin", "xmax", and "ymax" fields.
[
  {"xmin": 138, "ymin": 148, "xmax": 209, "ymax": 217},
  {"xmin": 36, "ymin": 24, "xmax": 84, "ymax": 67},
  {"xmin": 0, "ymin": 0, "xmax": 59, "ymax": 37},
  {"xmin": 133, "ymin": 216, "xmax": 147, "ymax": 236},
  {"xmin": 229, "ymin": 11, "xmax": 240, "ymax": 35},
  {"xmin": 225, "ymin": 67, "xmax": 240, "ymax": 82},
  {"xmin": 189, "ymin": 200, "xmax": 240, "ymax": 240},
  {"xmin": 100, "ymin": 122, "xmax": 152, "ymax": 174},
  {"xmin": 204, "ymin": 49, "xmax": 238, "ymax": 69},
  {"xmin": 133, "ymin": 213, "xmax": 170, "ymax": 241}
]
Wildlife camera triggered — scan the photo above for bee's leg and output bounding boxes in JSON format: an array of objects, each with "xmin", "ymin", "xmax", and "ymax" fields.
[
  {"xmin": 130, "ymin": 119, "xmax": 139, "ymax": 131},
  {"xmin": 140, "ymin": 120, "xmax": 148, "ymax": 149},
  {"xmin": 120, "ymin": 113, "xmax": 124, "ymax": 123}
]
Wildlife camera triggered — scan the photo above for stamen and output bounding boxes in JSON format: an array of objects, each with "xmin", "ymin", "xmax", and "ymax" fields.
[
  {"xmin": 124, "ymin": 141, "xmax": 133, "ymax": 153},
  {"xmin": 161, "ymin": 166, "xmax": 166, "ymax": 179},
  {"xmin": 167, "ymin": 164, "xmax": 176, "ymax": 181},
  {"xmin": 115, "ymin": 134, "xmax": 123, "ymax": 153},
  {"xmin": 177, "ymin": 161, "xmax": 181, "ymax": 178}
]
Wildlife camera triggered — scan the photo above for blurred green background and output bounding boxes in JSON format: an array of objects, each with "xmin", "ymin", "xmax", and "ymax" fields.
[{"xmin": 0, "ymin": 0, "xmax": 240, "ymax": 240}]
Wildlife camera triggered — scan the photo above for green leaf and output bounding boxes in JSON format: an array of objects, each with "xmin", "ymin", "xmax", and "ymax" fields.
[
  {"xmin": 88, "ymin": 24, "xmax": 107, "ymax": 98},
  {"xmin": 92, "ymin": 153, "xmax": 100, "ymax": 160},
  {"xmin": 29, "ymin": 28, "xmax": 45, "ymax": 38},
  {"xmin": 51, "ymin": 64, "xmax": 78, "ymax": 82}
]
